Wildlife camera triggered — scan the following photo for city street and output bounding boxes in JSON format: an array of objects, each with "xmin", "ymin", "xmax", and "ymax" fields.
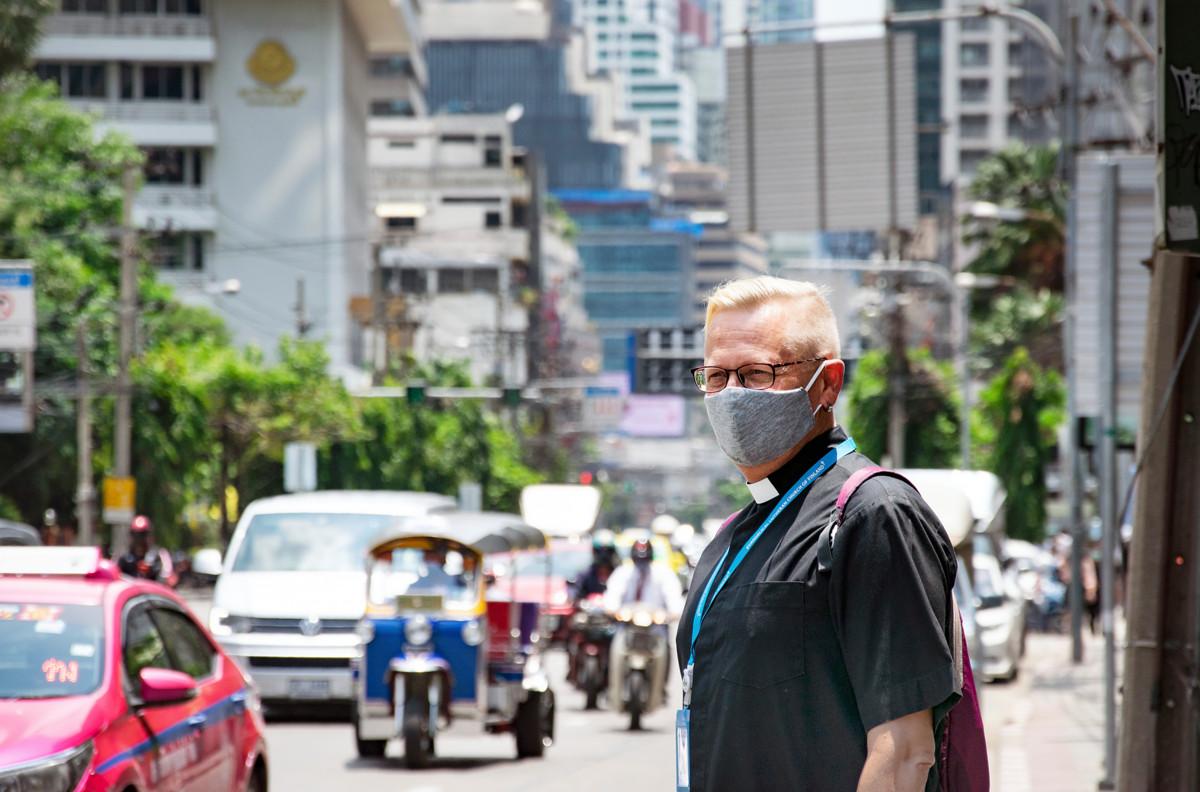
[{"xmin": 183, "ymin": 592, "xmax": 676, "ymax": 792}]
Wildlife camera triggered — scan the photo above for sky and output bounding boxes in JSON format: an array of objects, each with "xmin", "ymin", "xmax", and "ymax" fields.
[{"xmin": 814, "ymin": 0, "xmax": 885, "ymax": 41}]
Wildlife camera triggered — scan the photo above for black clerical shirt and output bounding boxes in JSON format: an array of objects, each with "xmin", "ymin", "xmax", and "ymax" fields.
[{"xmin": 677, "ymin": 427, "xmax": 960, "ymax": 791}]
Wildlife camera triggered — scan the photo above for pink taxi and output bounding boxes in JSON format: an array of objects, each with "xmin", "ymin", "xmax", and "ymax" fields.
[{"xmin": 0, "ymin": 547, "xmax": 268, "ymax": 791}]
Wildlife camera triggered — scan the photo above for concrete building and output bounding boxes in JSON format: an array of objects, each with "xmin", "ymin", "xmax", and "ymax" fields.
[
  {"xmin": 424, "ymin": 0, "xmax": 650, "ymax": 190},
  {"xmin": 725, "ymin": 35, "xmax": 919, "ymax": 238},
  {"xmin": 939, "ymin": 1, "xmax": 1062, "ymax": 185},
  {"xmin": 573, "ymin": 0, "xmax": 698, "ymax": 161},
  {"xmin": 657, "ymin": 162, "xmax": 767, "ymax": 322},
  {"xmin": 370, "ymin": 114, "xmax": 589, "ymax": 386},
  {"xmin": 892, "ymin": 0, "xmax": 944, "ymax": 216},
  {"xmin": 682, "ymin": 46, "xmax": 726, "ymax": 165},
  {"xmin": 34, "ymin": 0, "xmax": 424, "ymax": 374}
]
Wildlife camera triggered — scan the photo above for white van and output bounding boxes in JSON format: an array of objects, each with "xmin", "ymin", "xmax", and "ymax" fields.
[{"xmin": 209, "ymin": 491, "xmax": 455, "ymax": 704}]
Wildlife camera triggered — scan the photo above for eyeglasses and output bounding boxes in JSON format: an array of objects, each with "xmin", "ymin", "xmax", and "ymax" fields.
[{"xmin": 690, "ymin": 357, "xmax": 826, "ymax": 394}]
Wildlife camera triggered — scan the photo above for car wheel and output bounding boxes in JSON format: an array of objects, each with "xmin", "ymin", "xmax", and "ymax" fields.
[
  {"xmin": 351, "ymin": 700, "xmax": 387, "ymax": 759},
  {"xmin": 515, "ymin": 691, "xmax": 547, "ymax": 758}
]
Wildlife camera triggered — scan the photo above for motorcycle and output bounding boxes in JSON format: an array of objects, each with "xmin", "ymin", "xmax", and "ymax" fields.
[
  {"xmin": 608, "ymin": 604, "xmax": 671, "ymax": 730},
  {"xmin": 566, "ymin": 594, "xmax": 615, "ymax": 710}
]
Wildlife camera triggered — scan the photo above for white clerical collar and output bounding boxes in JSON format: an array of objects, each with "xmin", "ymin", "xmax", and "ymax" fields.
[{"xmin": 746, "ymin": 477, "xmax": 780, "ymax": 504}]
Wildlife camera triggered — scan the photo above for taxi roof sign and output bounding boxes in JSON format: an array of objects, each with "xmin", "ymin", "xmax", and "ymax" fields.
[{"xmin": 0, "ymin": 546, "xmax": 107, "ymax": 577}]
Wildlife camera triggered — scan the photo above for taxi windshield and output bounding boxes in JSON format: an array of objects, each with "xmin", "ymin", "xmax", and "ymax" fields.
[
  {"xmin": 232, "ymin": 513, "xmax": 399, "ymax": 573},
  {"xmin": 369, "ymin": 547, "xmax": 479, "ymax": 607},
  {"xmin": 0, "ymin": 602, "xmax": 105, "ymax": 699}
]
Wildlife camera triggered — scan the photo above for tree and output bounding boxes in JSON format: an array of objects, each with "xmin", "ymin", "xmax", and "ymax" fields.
[
  {"xmin": 0, "ymin": 0, "xmax": 53, "ymax": 78},
  {"xmin": 846, "ymin": 347, "xmax": 961, "ymax": 468},
  {"xmin": 973, "ymin": 347, "xmax": 1065, "ymax": 542}
]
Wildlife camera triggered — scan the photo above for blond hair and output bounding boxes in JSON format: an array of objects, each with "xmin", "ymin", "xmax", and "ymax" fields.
[{"xmin": 705, "ymin": 276, "xmax": 841, "ymax": 358}]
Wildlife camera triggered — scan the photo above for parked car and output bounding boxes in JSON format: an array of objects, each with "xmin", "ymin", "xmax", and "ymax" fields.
[
  {"xmin": 972, "ymin": 552, "xmax": 1027, "ymax": 681},
  {"xmin": 209, "ymin": 490, "xmax": 455, "ymax": 707},
  {"xmin": 0, "ymin": 546, "xmax": 268, "ymax": 791}
]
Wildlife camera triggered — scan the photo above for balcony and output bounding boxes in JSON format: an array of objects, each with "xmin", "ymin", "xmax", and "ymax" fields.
[
  {"xmin": 67, "ymin": 100, "xmax": 216, "ymax": 146},
  {"xmin": 37, "ymin": 14, "xmax": 214, "ymax": 62},
  {"xmin": 371, "ymin": 167, "xmax": 529, "ymax": 194},
  {"xmin": 134, "ymin": 185, "xmax": 217, "ymax": 232}
]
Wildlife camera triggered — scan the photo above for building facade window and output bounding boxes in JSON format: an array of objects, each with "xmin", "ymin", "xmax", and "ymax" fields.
[
  {"xmin": 483, "ymin": 134, "xmax": 503, "ymax": 167},
  {"xmin": 960, "ymin": 78, "xmax": 989, "ymax": 103},
  {"xmin": 370, "ymin": 99, "xmax": 415, "ymax": 117},
  {"xmin": 385, "ymin": 216, "xmax": 418, "ymax": 231},
  {"xmin": 960, "ymin": 15, "xmax": 989, "ymax": 32},
  {"xmin": 959, "ymin": 114, "xmax": 989, "ymax": 139},
  {"xmin": 36, "ymin": 62, "xmax": 107, "ymax": 99},
  {"xmin": 960, "ymin": 43, "xmax": 989, "ymax": 67},
  {"xmin": 144, "ymin": 147, "xmax": 205, "ymax": 185},
  {"xmin": 119, "ymin": 0, "xmax": 203, "ymax": 14},
  {"xmin": 484, "ymin": 210, "xmax": 503, "ymax": 229},
  {"xmin": 151, "ymin": 233, "xmax": 205, "ymax": 271},
  {"xmin": 61, "ymin": 0, "xmax": 108, "ymax": 13},
  {"xmin": 117, "ymin": 63, "xmax": 201, "ymax": 101}
]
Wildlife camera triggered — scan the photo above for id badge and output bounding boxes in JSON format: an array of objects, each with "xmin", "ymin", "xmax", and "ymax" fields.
[{"xmin": 675, "ymin": 708, "xmax": 691, "ymax": 791}]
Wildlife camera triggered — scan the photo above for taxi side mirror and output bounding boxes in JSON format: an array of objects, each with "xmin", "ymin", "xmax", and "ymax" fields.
[{"xmin": 139, "ymin": 667, "xmax": 198, "ymax": 706}]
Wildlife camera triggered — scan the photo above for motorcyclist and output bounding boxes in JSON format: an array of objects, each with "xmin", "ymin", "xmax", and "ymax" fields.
[
  {"xmin": 604, "ymin": 538, "xmax": 683, "ymax": 708},
  {"xmin": 117, "ymin": 515, "xmax": 176, "ymax": 586},
  {"xmin": 575, "ymin": 530, "xmax": 620, "ymax": 598}
]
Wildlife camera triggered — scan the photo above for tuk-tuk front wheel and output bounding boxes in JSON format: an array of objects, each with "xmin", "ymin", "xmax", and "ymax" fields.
[
  {"xmin": 402, "ymin": 693, "xmax": 434, "ymax": 769},
  {"xmin": 515, "ymin": 689, "xmax": 553, "ymax": 758},
  {"xmin": 352, "ymin": 699, "xmax": 387, "ymax": 758}
]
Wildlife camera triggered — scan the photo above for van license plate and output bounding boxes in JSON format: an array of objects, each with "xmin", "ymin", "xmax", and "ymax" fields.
[{"xmin": 288, "ymin": 679, "xmax": 330, "ymax": 699}]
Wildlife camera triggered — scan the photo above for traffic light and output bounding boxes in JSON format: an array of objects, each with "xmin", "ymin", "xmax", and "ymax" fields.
[
  {"xmin": 502, "ymin": 387, "xmax": 521, "ymax": 408},
  {"xmin": 406, "ymin": 384, "xmax": 426, "ymax": 406}
]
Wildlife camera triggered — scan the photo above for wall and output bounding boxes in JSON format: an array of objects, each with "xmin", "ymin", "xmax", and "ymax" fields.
[{"xmin": 210, "ymin": 0, "xmax": 370, "ymax": 370}]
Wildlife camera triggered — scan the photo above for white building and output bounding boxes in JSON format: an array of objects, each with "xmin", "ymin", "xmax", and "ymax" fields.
[
  {"xmin": 574, "ymin": 0, "xmax": 698, "ymax": 162},
  {"xmin": 34, "ymin": 0, "xmax": 423, "ymax": 374},
  {"xmin": 939, "ymin": 3, "xmax": 1060, "ymax": 185},
  {"xmin": 370, "ymin": 114, "xmax": 589, "ymax": 386}
]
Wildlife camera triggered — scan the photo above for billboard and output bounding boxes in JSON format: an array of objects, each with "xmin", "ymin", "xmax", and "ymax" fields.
[{"xmin": 0, "ymin": 263, "xmax": 35, "ymax": 351}]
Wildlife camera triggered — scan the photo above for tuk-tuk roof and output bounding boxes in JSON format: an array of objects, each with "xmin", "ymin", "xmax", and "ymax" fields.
[
  {"xmin": 368, "ymin": 511, "xmax": 546, "ymax": 556},
  {"xmin": 0, "ymin": 520, "xmax": 40, "ymax": 546}
]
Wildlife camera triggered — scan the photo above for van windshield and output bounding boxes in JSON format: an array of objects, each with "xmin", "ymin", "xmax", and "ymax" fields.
[{"xmin": 231, "ymin": 513, "xmax": 400, "ymax": 573}]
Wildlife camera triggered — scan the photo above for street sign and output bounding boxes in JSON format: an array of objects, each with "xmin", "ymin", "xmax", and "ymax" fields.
[
  {"xmin": 1162, "ymin": 0, "xmax": 1200, "ymax": 253},
  {"xmin": 0, "ymin": 262, "xmax": 35, "ymax": 352},
  {"xmin": 284, "ymin": 442, "xmax": 317, "ymax": 492},
  {"xmin": 102, "ymin": 477, "xmax": 136, "ymax": 524}
]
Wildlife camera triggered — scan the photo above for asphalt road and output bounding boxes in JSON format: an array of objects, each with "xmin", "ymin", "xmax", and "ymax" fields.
[{"xmin": 182, "ymin": 590, "xmax": 677, "ymax": 792}]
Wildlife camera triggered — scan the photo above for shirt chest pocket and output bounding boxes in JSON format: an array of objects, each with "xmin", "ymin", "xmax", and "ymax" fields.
[{"xmin": 717, "ymin": 581, "xmax": 806, "ymax": 688}]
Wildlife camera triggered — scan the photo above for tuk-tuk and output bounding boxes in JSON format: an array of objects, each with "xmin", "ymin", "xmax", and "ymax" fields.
[{"xmin": 351, "ymin": 511, "xmax": 555, "ymax": 768}]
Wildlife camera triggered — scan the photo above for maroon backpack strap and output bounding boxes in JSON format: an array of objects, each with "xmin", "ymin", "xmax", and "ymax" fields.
[{"xmin": 817, "ymin": 466, "xmax": 915, "ymax": 572}]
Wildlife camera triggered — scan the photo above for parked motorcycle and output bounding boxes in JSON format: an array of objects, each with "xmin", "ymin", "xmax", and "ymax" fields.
[
  {"xmin": 567, "ymin": 594, "xmax": 615, "ymax": 710},
  {"xmin": 608, "ymin": 604, "xmax": 671, "ymax": 730}
]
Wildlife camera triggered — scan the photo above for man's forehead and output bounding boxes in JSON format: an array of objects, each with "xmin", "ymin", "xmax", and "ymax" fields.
[{"xmin": 704, "ymin": 302, "xmax": 793, "ymax": 361}]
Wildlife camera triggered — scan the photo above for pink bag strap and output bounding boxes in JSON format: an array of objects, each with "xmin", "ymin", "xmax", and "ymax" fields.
[{"xmin": 818, "ymin": 466, "xmax": 915, "ymax": 572}]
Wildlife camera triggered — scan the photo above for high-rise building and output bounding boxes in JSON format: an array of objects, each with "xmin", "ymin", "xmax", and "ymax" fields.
[
  {"xmin": 682, "ymin": 46, "xmax": 726, "ymax": 165},
  {"xmin": 423, "ymin": 1, "xmax": 648, "ymax": 190},
  {"xmin": 939, "ymin": 1, "xmax": 1062, "ymax": 184},
  {"xmin": 573, "ymin": 0, "xmax": 698, "ymax": 161},
  {"xmin": 892, "ymin": 0, "xmax": 944, "ymax": 216},
  {"xmin": 33, "ymin": 0, "xmax": 424, "ymax": 373}
]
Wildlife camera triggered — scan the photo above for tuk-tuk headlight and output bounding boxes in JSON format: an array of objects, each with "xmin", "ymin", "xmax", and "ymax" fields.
[
  {"xmin": 405, "ymin": 615, "xmax": 433, "ymax": 646},
  {"xmin": 461, "ymin": 619, "xmax": 483, "ymax": 647}
]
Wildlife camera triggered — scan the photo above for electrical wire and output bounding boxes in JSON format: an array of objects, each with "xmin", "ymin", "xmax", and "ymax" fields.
[{"xmin": 1116, "ymin": 300, "xmax": 1200, "ymax": 528}]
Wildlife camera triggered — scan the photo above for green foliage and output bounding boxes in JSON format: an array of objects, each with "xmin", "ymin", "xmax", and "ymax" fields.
[
  {"xmin": 973, "ymin": 348, "xmax": 1065, "ymax": 542},
  {"xmin": 0, "ymin": 1, "xmax": 53, "ymax": 78},
  {"xmin": 846, "ymin": 347, "xmax": 961, "ymax": 468},
  {"xmin": 962, "ymin": 143, "xmax": 1065, "ymax": 292},
  {"xmin": 969, "ymin": 286, "xmax": 1064, "ymax": 377},
  {"xmin": 0, "ymin": 80, "xmax": 544, "ymax": 547}
]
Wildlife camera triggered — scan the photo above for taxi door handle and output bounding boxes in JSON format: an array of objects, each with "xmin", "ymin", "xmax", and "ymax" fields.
[{"xmin": 187, "ymin": 715, "xmax": 207, "ymax": 729}]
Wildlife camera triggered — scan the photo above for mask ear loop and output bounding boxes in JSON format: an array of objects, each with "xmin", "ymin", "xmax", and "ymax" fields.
[{"xmin": 805, "ymin": 360, "xmax": 833, "ymax": 413}]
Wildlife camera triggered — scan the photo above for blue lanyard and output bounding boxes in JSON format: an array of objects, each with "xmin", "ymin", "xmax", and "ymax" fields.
[{"xmin": 686, "ymin": 437, "xmax": 856, "ymax": 674}]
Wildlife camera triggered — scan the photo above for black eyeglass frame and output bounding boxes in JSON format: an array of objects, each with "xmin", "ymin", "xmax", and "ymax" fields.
[{"xmin": 690, "ymin": 357, "xmax": 827, "ymax": 393}]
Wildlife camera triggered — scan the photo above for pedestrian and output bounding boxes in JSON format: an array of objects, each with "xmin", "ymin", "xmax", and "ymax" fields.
[{"xmin": 678, "ymin": 277, "xmax": 969, "ymax": 792}]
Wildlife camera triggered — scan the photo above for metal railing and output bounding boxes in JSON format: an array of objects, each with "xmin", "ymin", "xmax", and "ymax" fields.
[{"xmin": 45, "ymin": 13, "xmax": 212, "ymax": 38}]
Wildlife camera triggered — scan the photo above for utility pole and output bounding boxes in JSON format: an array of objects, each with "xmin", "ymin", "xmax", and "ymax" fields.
[
  {"xmin": 886, "ymin": 284, "xmax": 907, "ymax": 467},
  {"xmin": 372, "ymin": 245, "xmax": 387, "ymax": 385},
  {"xmin": 294, "ymin": 278, "xmax": 312, "ymax": 338},
  {"xmin": 525, "ymin": 149, "xmax": 544, "ymax": 385},
  {"xmin": 111, "ymin": 164, "xmax": 137, "ymax": 558},
  {"xmin": 75, "ymin": 324, "xmax": 95, "ymax": 547},
  {"xmin": 1097, "ymin": 160, "xmax": 1119, "ymax": 790},
  {"xmin": 1060, "ymin": 0, "xmax": 1087, "ymax": 665}
]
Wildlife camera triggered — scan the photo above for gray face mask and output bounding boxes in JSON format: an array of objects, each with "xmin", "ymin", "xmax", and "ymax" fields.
[{"xmin": 704, "ymin": 361, "xmax": 828, "ymax": 469}]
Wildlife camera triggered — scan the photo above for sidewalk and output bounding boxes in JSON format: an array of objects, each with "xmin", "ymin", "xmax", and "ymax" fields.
[{"xmin": 982, "ymin": 628, "xmax": 1114, "ymax": 791}]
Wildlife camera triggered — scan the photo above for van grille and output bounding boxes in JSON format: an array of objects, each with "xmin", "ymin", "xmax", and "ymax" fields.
[
  {"xmin": 247, "ymin": 617, "xmax": 358, "ymax": 634},
  {"xmin": 247, "ymin": 656, "xmax": 351, "ymax": 669}
]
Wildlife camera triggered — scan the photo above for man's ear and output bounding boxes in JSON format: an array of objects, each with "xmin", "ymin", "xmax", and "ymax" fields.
[{"xmin": 822, "ymin": 359, "xmax": 846, "ymax": 409}]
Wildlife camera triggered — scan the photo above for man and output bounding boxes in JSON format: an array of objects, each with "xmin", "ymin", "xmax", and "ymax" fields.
[
  {"xmin": 678, "ymin": 277, "xmax": 961, "ymax": 792},
  {"xmin": 607, "ymin": 537, "xmax": 683, "ymax": 708},
  {"xmin": 117, "ymin": 515, "xmax": 176, "ymax": 586},
  {"xmin": 574, "ymin": 529, "xmax": 620, "ymax": 599}
]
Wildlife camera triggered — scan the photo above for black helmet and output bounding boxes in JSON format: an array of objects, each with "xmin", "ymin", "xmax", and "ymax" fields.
[
  {"xmin": 631, "ymin": 538, "xmax": 654, "ymax": 564},
  {"xmin": 592, "ymin": 529, "xmax": 618, "ymax": 566}
]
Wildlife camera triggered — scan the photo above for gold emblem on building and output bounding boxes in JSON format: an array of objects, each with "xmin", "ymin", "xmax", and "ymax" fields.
[
  {"xmin": 240, "ymin": 39, "xmax": 305, "ymax": 106},
  {"xmin": 247, "ymin": 40, "xmax": 295, "ymax": 87}
]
